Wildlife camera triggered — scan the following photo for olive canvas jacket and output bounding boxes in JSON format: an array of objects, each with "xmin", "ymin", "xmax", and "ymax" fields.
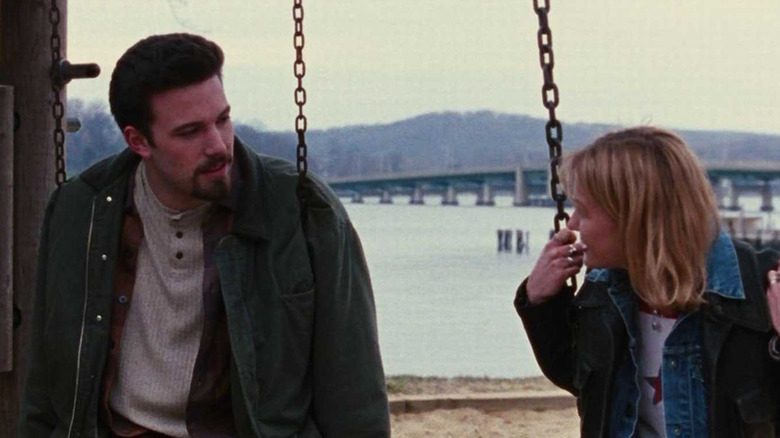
[
  {"xmin": 18, "ymin": 139, "xmax": 390, "ymax": 437},
  {"xmin": 516, "ymin": 239, "xmax": 780, "ymax": 438}
]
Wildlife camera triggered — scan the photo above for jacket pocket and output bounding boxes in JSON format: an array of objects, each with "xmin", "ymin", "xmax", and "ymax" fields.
[
  {"xmin": 278, "ymin": 263, "xmax": 314, "ymax": 297},
  {"xmin": 278, "ymin": 285, "xmax": 316, "ymax": 358},
  {"xmin": 251, "ymin": 286, "xmax": 316, "ymax": 424},
  {"xmin": 736, "ymin": 388, "xmax": 776, "ymax": 437},
  {"xmin": 284, "ymin": 276, "xmax": 314, "ymax": 296}
]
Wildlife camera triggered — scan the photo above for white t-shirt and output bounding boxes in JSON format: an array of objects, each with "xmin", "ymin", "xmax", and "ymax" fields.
[{"xmin": 635, "ymin": 303, "xmax": 678, "ymax": 438}]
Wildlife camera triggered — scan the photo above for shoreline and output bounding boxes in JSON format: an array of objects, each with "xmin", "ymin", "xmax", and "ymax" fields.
[{"xmin": 386, "ymin": 374, "xmax": 558, "ymax": 396}]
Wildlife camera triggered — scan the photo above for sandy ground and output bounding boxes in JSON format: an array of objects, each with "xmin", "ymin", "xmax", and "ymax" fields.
[{"xmin": 387, "ymin": 376, "xmax": 580, "ymax": 437}]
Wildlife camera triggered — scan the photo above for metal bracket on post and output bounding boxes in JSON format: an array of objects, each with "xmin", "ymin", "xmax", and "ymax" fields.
[
  {"xmin": 49, "ymin": 59, "xmax": 100, "ymax": 186},
  {"xmin": 66, "ymin": 117, "xmax": 81, "ymax": 133},
  {"xmin": 51, "ymin": 59, "xmax": 100, "ymax": 88},
  {"xmin": 0, "ymin": 85, "xmax": 14, "ymax": 373}
]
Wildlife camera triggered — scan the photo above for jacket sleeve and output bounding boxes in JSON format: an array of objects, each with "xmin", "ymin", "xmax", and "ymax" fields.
[
  {"xmin": 515, "ymin": 279, "xmax": 578, "ymax": 395},
  {"xmin": 18, "ymin": 188, "xmax": 60, "ymax": 437},
  {"xmin": 305, "ymin": 207, "xmax": 390, "ymax": 437},
  {"xmin": 753, "ymin": 246, "xmax": 780, "ymax": 362}
]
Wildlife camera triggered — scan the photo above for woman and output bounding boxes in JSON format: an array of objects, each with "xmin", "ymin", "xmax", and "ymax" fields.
[{"xmin": 515, "ymin": 127, "xmax": 780, "ymax": 438}]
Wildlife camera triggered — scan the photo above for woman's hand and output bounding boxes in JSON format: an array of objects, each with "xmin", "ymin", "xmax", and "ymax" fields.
[
  {"xmin": 766, "ymin": 265, "xmax": 780, "ymax": 336},
  {"xmin": 526, "ymin": 229, "xmax": 587, "ymax": 305}
]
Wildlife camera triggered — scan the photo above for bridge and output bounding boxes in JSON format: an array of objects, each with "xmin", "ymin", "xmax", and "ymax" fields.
[{"xmin": 327, "ymin": 161, "xmax": 780, "ymax": 210}]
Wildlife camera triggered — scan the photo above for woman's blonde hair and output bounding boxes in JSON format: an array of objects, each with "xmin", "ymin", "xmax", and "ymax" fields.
[{"xmin": 560, "ymin": 126, "xmax": 719, "ymax": 312}]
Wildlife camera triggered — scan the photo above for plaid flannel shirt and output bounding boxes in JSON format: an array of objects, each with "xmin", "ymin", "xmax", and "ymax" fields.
[{"xmin": 101, "ymin": 165, "xmax": 239, "ymax": 437}]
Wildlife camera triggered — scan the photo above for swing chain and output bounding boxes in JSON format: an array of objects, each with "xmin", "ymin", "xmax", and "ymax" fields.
[
  {"xmin": 533, "ymin": 0, "xmax": 567, "ymax": 230},
  {"xmin": 293, "ymin": 0, "xmax": 308, "ymax": 203},
  {"xmin": 49, "ymin": 0, "xmax": 67, "ymax": 187},
  {"xmin": 533, "ymin": 0, "xmax": 576, "ymax": 289}
]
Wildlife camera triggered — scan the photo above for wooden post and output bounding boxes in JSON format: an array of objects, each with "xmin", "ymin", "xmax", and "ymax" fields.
[
  {"xmin": 0, "ymin": 0, "xmax": 65, "ymax": 432},
  {"xmin": 0, "ymin": 85, "xmax": 13, "ymax": 373}
]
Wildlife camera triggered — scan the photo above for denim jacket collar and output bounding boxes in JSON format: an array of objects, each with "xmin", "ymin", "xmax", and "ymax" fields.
[
  {"xmin": 704, "ymin": 232, "xmax": 745, "ymax": 300},
  {"xmin": 585, "ymin": 231, "xmax": 745, "ymax": 301},
  {"xmin": 586, "ymin": 232, "xmax": 774, "ymax": 332}
]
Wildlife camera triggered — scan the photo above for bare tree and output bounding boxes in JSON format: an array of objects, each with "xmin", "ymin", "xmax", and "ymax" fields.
[{"xmin": 165, "ymin": 0, "xmax": 209, "ymax": 33}]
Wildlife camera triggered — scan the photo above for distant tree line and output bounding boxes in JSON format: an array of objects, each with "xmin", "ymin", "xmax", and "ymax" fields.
[{"xmin": 66, "ymin": 99, "xmax": 780, "ymax": 178}]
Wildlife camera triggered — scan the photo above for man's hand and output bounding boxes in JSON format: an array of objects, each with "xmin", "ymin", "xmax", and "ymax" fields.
[
  {"xmin": 526, "ymin": 229, "xmax": 587, "ymax": 305},
  {"xmin": 766, "ymin": 265, "xmax": 780, "ymax": 336}
]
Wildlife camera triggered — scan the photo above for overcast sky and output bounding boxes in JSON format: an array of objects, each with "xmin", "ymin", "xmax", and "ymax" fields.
[{"xmin": 67, "ymin": 0, "xmax": 780, "ymax": 135}]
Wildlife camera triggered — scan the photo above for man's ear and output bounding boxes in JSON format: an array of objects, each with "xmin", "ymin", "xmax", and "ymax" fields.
[{"xmin": 124, "ymin": 126, "xmax": 152, "ymax": 159}]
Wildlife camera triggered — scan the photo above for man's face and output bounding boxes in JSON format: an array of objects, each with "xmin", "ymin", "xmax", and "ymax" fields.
[{"xmin": 128, "ymin": 75, "xmax": 234, "ymax": 211}]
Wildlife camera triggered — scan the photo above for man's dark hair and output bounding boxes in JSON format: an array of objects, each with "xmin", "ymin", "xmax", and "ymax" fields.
[{"xmin": 109, "ymin": 33, "xmax": 224, "ymax": 140}]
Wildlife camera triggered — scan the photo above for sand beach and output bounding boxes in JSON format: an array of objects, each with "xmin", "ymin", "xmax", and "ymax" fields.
[{"xmin": 387, "ymin": 376, "xmax": 580, "ymax": 437}]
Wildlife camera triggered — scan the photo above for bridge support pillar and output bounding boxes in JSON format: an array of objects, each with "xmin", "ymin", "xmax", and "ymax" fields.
[
  {"xmin": 725, "ymin": 179, "xmax": 741, "ymax": 211},
  {"xmin": 513, "ymin": 166, "xmax": 528, "ymax": 206},
  {"xmin": 380, "ymin": 190, "xmax": 393, "ymax": 204},
  {"xmin": 715, "ymin": 179, "xmax": 727, "ymax": 210},
  {"xmin": 410, "ymin": 185, "xmax": 425, "ymax": 205},
  {"xmin": 351, "ymin": 192, "xmax": 364, "ymax": 204},
  {"xmin": 442, "ymin": 185, "xmax": 458, "ymax": 206},
  {"xmin": 761, "ymin": 180, "xmax": 774, "ymax": 212},
  {"xmin": 476, "ymin": 182, "xmax": 495, "ymax": 206}
]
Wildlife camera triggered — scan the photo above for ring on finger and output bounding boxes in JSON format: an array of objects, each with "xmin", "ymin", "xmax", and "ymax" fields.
[
  {"xmin": 566, "ymin": 256, "xmax": 575, "ymax": 265},
  {"xmin": 568, "ymin": 245, "xmax": 578, "ymax": 256}
]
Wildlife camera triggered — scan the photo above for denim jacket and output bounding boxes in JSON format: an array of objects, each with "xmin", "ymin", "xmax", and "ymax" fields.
[
  {"xmin": 595, "ymin": 233, "xmax": 744, "ymax": 437},
  {"xmin": 517, "ymin": 235, "xmax": 780, "ymax": 438}
]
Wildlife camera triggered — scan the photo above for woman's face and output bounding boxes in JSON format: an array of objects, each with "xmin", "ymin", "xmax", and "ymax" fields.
[{"xmin": 567, "ymin": 186, "xmax": 627, "ymax": 269}]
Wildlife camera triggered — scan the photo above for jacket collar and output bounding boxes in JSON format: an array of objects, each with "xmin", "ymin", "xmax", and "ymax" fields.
[
  {"xmin": 585, "ymin": 232, "xmax": 768, "ymax": 331},
  {"xmin": 585, "ymin": 231, "xmax": 745, "ymax": 301},
  {"xmin": 227, "ymin": 138, "xmax": 269, "ymax": 241},
  {"xmin": 704, "ymin": 232, "xmax": 745, "ymax": 300},
  {"xmin": 78, "ymin": 137, "xmax": 271, "ymax": 241}
]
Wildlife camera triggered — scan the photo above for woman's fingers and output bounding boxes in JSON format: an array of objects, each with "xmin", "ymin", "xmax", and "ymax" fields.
[
  {"xmin": 767, "ymin": 269, "xmax": 780, "ymax": 335},
  {"xmin": 527, "ymin": 229, "xmax": 585, "ymax": 305},
  {"xmin": 555, "ymin": 229, "xmax": 578, "ymax": 245},
  {"xmin": 769, "ymin": 269, "xmax": 780, "ymax": 286},
  {"xmin": 562, "ymin": 265, "xmax": 583, "ymax": 278},
  {"xmin": 552, "ymin": 253, "xmax": 584, "ymax": 269},
  {"xmin": 554, "ymin": 243, "xmax": 588, "ymax": 258},
  {"xmin": 544, "ymin": 229, "xmax": 577, "ymax": 250}
]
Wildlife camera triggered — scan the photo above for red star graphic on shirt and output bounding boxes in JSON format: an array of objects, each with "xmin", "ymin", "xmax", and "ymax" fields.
[{"xmin": 644, "ymin": 370, "xmax": 663, "ymax": 405}]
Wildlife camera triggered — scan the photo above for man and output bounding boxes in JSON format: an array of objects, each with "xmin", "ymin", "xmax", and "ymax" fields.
[{"xmin": 19, "ymin": 33, "xmax": 390, "ymax": 437}]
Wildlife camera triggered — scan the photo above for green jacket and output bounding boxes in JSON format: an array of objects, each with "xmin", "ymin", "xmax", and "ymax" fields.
[{"xmin": 19, "ymin": 139, "xmax": 390, "ymax": 437}]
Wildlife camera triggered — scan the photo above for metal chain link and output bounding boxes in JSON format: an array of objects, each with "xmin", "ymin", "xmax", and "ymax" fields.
[
  {"xmin": 49, "ymin": 0, "xmax": 67, "ymax": 186},
  {"xmin": 533, "ymin": 0, "xmax": 576, "ymax": 289},
  {"xmin": 293, "ymin": 0, "xmax": 308, "ymax": 204}
]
